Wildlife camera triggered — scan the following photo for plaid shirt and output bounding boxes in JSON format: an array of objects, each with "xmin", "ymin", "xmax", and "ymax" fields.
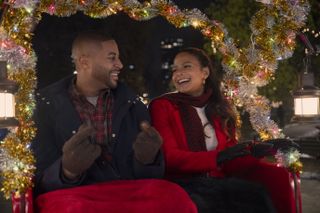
[{"xmin": 69, "ymin": 80, "xmax": 113, "ymax": 149}]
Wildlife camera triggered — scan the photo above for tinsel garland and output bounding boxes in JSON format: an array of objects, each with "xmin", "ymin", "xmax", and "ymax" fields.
[
  {"xmin": 0, "ymin": 0, "xmax": 309, "ymax": 198},
  {"xmin": 0, "ymin": 22, "xmax": 37, "ymax": 198}
]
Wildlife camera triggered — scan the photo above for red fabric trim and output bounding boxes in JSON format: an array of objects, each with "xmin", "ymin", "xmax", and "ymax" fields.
[{"xmin": 36, "ymin": 179, "xmax": 197, "ymax": 213}]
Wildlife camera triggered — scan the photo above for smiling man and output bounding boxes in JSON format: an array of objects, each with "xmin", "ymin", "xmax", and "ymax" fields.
[{"xmin": 29, "ymin": 31, "xmax": 191, "ymax": 212}]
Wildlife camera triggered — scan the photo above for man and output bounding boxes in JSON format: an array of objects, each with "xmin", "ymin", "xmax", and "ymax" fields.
[{"xmin": 32, "ymin": 31, "xmax": 165, "ymax": 195}]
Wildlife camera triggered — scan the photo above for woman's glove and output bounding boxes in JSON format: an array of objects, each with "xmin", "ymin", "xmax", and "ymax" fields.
[
  {"xmin": 217, "ymin": 138, "xmax": 300, "ymax": 165},
  {"xmin": 250, "ymin": 138, "xmax": 300, "ymax": 158},
  {"xmin": 62, "ymin": 124, "xmax": 101, "ymax": 180},
  {"xmin": 133, "ymin": 121, "xmax": 163, "ymax": 165},
  {"xmin": 217, "ymin": 142, "xmax": 251, "ymax": 166}
]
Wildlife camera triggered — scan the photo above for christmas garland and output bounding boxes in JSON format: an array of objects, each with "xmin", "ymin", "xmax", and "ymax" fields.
[{"xmin": 0, "ymin": 0, "xmax": 309, "ymax": 198}]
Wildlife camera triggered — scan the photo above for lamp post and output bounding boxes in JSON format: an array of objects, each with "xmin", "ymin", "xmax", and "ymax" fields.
[
  {"xmin": 283, "ymin": 72, "xmax": 320, "ymax": 140},
  {"xmin": 283, "ymin": 32, "xmax": 320, "ymax": 140},
  {"xmin": 293, "ymin": 85, "xmax": 320, "ymax": 119},
  {"xmin": 0, "ymin": 61, "xmax": 19, "ymax": 128}
]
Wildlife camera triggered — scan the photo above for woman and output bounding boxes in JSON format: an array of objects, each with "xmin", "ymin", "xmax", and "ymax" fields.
[{"xmin": 150, "ymin": 48, "xmax": 279, "ymax": 213}]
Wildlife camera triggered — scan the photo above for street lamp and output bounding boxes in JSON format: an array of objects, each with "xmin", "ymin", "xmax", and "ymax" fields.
[
  {"xmin": 283, "ymin": 72, "xmax": 320, "ymax": 140},
  {"xmin": 0, "ymin": 61, "xmax": 19, "ymax": 128},
  {"xmin": 293, "ymin": 85, "xmax": 320, "ymax": 119},
  {"xmin": 283, "ymin": 30, "xmax": 320, "ymax": 140}
]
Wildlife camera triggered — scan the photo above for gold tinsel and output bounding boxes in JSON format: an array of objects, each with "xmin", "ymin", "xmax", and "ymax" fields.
[
  {"xmin": 2, "ymin": 7, "xmax": 34, "ymax": 52},
  {"xmin": 1, "ymin": 134, "xmax": 35, "ymax": 199},
  {"xmin": 1, "ymin": 5, "xmax": 37, "ymax": 196},
  {"xmin": 0, "ymin": 67, "xmax": 37, "ymax": 198},
  {"xmin": 289, "ymin": 161, "xmax": 303, "ymax": 173},
  {"xmin": 86, "ymin": 1, "xmax": 123, "ymax": 18},
  {"xmin": 0, "ymin": 0, "xmax": 309, "ymax": 198}
]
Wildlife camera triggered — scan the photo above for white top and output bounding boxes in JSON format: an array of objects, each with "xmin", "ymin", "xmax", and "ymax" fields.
[{"xmin": 194, "ymin": 106, "xmax": 218, "ymax": 151}]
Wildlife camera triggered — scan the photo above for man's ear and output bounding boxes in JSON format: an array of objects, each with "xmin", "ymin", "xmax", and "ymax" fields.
[{"xmin": 78, "ymin": 55, "xmax": 90, "ymax": 70}]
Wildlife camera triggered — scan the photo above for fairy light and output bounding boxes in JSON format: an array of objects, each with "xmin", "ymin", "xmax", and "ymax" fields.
[
  {"xmin": 191, "ymin": 19, "xmax": 200, "ymax": 28},
  {"xmin": 168, "ymin": 6, "xmax": 176, "ymax": 14},
  {"xmin": 0, "ymin": 0, "xmax": 310, "ymax": 198}
]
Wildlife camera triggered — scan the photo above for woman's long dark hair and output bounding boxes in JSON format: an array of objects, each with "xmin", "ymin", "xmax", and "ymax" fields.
[{"xmin": 174, "ymin": 47, "xmax": 237, "ymax": 140}]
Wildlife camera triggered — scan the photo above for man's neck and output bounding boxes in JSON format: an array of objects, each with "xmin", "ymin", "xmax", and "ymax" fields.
[
  {"xmin": 75, "ymin": 79, "xmax": 101, "ymax": 97},
  {"xmin": 77, "ymin": 86, "xmax": 99, "ymax": 96}
]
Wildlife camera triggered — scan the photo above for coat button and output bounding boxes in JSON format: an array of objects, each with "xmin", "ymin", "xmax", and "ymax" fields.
[{"xmin": 112, "ymin": 133, "xmax": 116, "ymax": 138}]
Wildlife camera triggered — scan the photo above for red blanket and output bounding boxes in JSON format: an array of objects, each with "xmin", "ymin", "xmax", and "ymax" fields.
[{"xmin": 36, "ymin": 179, "xmax": 197, "ymax": 213}]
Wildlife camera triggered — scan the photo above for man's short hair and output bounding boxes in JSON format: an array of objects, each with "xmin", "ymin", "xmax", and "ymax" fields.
[{"xmin": 71, "ymin": 31, "xmax": 114, "ymax": 60}]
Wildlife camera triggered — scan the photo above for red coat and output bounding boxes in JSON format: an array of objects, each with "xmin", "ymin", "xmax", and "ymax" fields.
[
  {"xmin": 150, "ymin": 98, "xmax": 262, "ymax": 178},
  {"xmin": 150, "ymin": 97, "xmax": 302, "ymax": 213}
]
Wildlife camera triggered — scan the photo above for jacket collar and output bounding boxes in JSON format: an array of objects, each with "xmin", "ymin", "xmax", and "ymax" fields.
[{"xmin": 44, "ymin": 75, "xmax": 140, "ymax": 143}]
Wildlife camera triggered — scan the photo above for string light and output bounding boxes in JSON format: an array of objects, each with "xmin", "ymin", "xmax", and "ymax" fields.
[
  {"xmin": 301, "ymin": 27, "xmax": 320, "ymax": 56},
  {"xmin": 0, "ymin": 0, "xmax": 310, "ymax": 198}
]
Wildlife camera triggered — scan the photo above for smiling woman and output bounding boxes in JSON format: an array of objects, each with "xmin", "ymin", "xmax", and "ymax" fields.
[
  {"xmin": 171, "ymin": 50, "xmax": 210, "ymax": 97},
  {"xmin": 149, "ymin": 47, "xmax": 303, "ymax": 213},
  {"xmin": 0, "ymin": 0, "xmax": 310, "ymax": 209}
]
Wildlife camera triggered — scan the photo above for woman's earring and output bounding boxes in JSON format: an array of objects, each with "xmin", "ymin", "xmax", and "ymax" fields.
[{"xmin": 202, "ymin": 79, "xmax": 206, "ymax": 85}]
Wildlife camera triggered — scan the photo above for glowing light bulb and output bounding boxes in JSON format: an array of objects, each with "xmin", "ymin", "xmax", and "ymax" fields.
[{"xmin": 191, "ymin": 20, "xmax": 200, "ymax": 27}]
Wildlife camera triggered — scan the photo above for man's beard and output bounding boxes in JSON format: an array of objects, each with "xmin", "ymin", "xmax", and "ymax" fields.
[{"xmin": 92, "ymin": 65, "xmax": 117, "ymax": 89}]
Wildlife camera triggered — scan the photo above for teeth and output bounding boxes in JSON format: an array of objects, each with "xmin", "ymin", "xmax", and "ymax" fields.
[
  {"xmin": 178, "ymin": 79, "xmax": 189, "ymax": 84},
  {"xmin": 111, "ymin": 71, "xmax": 119, "ymax": 76}
]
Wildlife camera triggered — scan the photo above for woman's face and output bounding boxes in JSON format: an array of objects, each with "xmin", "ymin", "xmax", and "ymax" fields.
[{"xmin": 171, "ymin": 52, "xmax": 209, "ymax": 97}]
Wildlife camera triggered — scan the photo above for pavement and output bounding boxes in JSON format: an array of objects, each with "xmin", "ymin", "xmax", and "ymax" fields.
[
  {"xmin": 1, "ymin": 158, "xmax": 319, "ymax": 213},
  {"xmin": 300, "ymin": 158, "xmax": 320, "ymax": 213},
  {"xmin": 301, "ymin": 178, "xmax": 320, "ymax": 213}
]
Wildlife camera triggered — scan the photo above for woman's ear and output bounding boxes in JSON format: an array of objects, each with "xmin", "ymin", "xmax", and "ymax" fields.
[{"xmin": 203, "ymin": 67, "xmax": 210, "ymax": 79}]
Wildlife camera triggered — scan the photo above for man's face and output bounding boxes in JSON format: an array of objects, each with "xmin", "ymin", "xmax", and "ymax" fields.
[{"xmin": 88, "ymin": 40, "xmax": 123, "ymax": 90}]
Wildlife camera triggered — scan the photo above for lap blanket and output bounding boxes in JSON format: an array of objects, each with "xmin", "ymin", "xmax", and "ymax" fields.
[{"xmin": 36, "ymin": 179, "xmax": 197, "ymax": 213}]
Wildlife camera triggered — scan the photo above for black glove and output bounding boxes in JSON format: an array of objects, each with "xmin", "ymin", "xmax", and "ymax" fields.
[
  {"xmin": 217, "ymin": 142, "xmax": 252, "ymax": 166},
  {"xmin": 133, "ymin": 121, "xmax": 163, "ymax": 165},
  {"xmin": 62, "ymin": 124, "xmax": 101, "ymax": 180},
  {"xmin": 265, "ymin": 138, "xmax": 300, "ymax": 151},
  {"xmin": 250, "ymin": 138, "xmax": 300, "ymax": 158}
]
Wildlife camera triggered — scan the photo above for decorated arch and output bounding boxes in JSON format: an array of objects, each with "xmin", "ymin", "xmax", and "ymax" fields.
[{"xmin": 0, "ymin": 0, "xmax": 309, "ymax": 198}]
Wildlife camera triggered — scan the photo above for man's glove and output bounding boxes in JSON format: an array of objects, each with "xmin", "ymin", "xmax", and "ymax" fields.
[
  {"xmin": 250, "ymin": 138, "xmax": 300, "ymax": 158},
  {"xmin": 62, "ymin": 124, "xmax": 101, "ymax": 180},
  {"xmin": 217, "ymin": 142, "xmax": 251, "ymax": 166},
  {"xmin": 133, "ymin": 121, "xmax": 163, "ymax": 165}
]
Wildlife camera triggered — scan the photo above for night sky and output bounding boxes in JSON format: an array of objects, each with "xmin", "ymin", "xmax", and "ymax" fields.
[{"xmin": 31, "ymin": 1, "xmax": 213, "ymax": 97}]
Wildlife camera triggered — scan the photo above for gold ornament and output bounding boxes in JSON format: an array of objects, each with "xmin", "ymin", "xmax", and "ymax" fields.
[{"xmin": 0, "ymin": 0, "xmax": 309, "ymax": 198}]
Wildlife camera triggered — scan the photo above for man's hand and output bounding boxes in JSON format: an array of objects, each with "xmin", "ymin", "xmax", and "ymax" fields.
[
  {"xmin": 62, "ymin": 124, "xmax": 101, "ymax": 180},
  {"xmin": 217, "ymin": 142, "xmax": 252, "ymax": 166},
  {"xmin": 132, "ymin": 121, "xmax": 163, "ymax": 165}
]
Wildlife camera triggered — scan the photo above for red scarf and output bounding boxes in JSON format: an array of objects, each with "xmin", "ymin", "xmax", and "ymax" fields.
[{"xmin": 163, "ymin": 89, "xmax": 213, "ymax": 152}]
